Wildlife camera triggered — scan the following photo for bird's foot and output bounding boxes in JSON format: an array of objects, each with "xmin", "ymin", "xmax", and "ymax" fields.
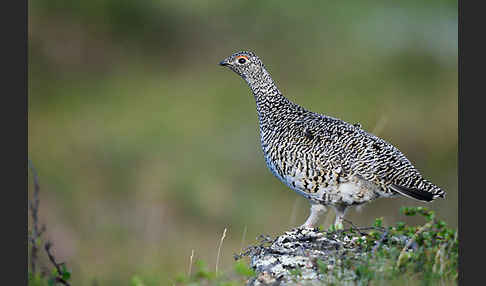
[{"xmin": 298, "ymin": 222, "xmax": 317, "ymax": 230}]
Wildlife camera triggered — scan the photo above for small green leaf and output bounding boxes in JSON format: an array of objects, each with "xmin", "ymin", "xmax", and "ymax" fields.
[
  {"xmin": 61, "ymin": 264, "xmax": 71, "ymax": 281},
  {"xmin": 396, "ymin": 222, "xmax": 405, "ymax": 231},
  {"xmin": 373, "ymin": 217, "xmax": 383, "ymax": 228},
  {"xmin": 62, "ymin": 271, "xmax": 71, "ymax": 281}
]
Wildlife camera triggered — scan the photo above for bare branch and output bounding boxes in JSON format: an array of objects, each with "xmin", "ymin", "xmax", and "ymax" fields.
[
  {"xmin": 29, "ymin": 159, "xmax": 70, "ymax": 286},
  {"xmin": 45, "ymin": 241, "xmax": 71, "ymax": 286},
  {"xmin": 28, "ymin": 159, "xmax": 41, "ymax": 274}
]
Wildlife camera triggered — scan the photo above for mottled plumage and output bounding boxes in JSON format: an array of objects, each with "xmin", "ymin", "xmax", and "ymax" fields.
[{"xmin": 219, "ymin": 51, "xmax": 445, "ymax": 228}]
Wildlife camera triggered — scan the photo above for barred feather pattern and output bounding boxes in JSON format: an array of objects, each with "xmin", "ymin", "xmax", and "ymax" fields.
[{"xmin": 220, "ymin": 51, "xmax": 445, "ymax": 209}]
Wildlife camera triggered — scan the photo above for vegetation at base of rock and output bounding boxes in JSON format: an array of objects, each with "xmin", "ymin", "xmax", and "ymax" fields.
[
  {"xmin": 171, "ymin": 206, "xmax": 457, "ymax": 286},
  {"xmin": 344, "ymin": 206, "xmax": 458, "ymax": 285}
]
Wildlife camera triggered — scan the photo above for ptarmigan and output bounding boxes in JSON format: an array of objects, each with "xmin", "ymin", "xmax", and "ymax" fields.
[{"xmin": 219, "ymin": 51, "xmax": 445, "ymax": 229}]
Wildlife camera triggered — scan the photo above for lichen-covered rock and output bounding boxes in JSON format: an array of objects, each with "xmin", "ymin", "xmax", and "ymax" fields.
[
  {"xmin": 234, "ymin": 210, "xmax": 458, "ymax": 286},
  {"xmin": 240, "ymin": 228, "xmax": 368, "ymax": 286}
]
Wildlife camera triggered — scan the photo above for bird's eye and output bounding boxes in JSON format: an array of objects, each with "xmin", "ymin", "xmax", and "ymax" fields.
[{"xmin": 237, "ymin": 57, "xmax": 247, "ymax": 64}]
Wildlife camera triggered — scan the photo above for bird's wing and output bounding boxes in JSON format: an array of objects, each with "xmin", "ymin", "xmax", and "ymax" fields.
[{"xmin": 298, "ymin": 113, "xmax": 445, "ymax": 201}]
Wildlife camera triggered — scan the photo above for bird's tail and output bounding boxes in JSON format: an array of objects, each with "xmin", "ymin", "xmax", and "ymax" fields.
[{"xmin": 390, "ymin": 181, "xmax": 445, "ymax": 202}]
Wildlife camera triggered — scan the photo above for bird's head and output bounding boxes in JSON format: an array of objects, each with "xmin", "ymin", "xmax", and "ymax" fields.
[{"xmin": 219, "ymin": 51, "xmax": 265, "ymax": 81}]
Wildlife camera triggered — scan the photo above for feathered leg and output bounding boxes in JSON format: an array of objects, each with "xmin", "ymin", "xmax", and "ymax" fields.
[{"xmin": 300, "ymin": 203, "xmax": 327, "ymax": 228}]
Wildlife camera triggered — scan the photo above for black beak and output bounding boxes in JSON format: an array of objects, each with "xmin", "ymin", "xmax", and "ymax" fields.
[{"xmin": 219, "ymin": 60, "xmax": 229, "ymax": 66}]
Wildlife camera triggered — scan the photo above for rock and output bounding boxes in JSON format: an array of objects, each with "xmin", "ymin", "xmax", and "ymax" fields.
[{"xmin": 239, "ymin": 228, "xmax": 369, "ymax": 286}]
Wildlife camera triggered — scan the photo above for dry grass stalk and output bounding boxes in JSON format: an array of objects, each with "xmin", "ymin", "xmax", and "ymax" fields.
[
  {"xmin": 188, "ymin": 249, "xmax": 194, "ymax": 277},
  {"xmin": 216, "ymin": 228, "xmax": 227, "ymax": 276}
]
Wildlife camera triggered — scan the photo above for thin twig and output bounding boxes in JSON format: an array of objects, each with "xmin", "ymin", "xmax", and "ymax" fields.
[
  {"xmin": 343, "ymin": 218, "xmax": 369, "ymax": 235},
  {"xmin": 372, "ymin": 231, "xmax": 389, "ymax": 257},
  {"xmin": 28, "ymin": 159, "xmax": 44, "ymax": 274},
  {"xmin": 335, "ymin": 224, "xmax": 386, "ymax": 236},
  {"xmin": 396, "ymin": 220, "xmax": 434, "ymax": 268},
  {"xmin": 45, "ymin": 241, "xmax": 71, "ymax": 286}
]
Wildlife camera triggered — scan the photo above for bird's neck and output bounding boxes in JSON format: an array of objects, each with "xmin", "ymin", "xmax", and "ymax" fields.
[{"xmin": 245, "ymin": 68, "xmax": 293, "ymax": 121}]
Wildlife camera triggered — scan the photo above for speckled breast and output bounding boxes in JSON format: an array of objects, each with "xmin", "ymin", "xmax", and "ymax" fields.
[{"xmin": 261, "ymin": 141, "xmax": 325, "ymax": 202}]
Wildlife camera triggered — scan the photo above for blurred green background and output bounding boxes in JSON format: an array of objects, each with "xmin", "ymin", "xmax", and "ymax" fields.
[{"xmin": 28, "ymin": 0, "xmax": 457, "ymax": 285}]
